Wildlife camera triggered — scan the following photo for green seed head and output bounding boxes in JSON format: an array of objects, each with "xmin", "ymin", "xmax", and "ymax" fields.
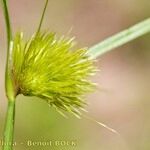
[{"xmin": 11, "ymin": 32, "xmax": 95, "ymax": 116}]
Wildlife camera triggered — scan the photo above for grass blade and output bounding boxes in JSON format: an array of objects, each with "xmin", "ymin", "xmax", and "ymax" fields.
[{"xmin": 88, "ymin": 18, "xmax": 150, "ymax": 59}]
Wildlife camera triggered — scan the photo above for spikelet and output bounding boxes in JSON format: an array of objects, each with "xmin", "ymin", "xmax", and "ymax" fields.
[{"xmin": 11, "ymin": 32, "xmax": 96, "ymax": 116}]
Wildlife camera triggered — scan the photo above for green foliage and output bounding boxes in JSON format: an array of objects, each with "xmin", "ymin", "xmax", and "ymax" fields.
[{"xmin": 11, "ymin": 32, "xmax": 96, "ymax": 116}]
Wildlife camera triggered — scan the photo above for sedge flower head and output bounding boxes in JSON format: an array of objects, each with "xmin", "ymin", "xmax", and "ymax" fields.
[{"xmin": 11, "ymin": 32, "xmax": 95, "ymax": 116}]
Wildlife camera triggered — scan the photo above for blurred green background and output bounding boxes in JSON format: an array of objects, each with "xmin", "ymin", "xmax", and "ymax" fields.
[{"xmin": 0, "ymin": 0, "xmax": 150, "ymax": 150}]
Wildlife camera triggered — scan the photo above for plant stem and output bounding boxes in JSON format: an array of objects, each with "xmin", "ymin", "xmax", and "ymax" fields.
[
  {"xmin": 2, "ymin": 0, "xmax": 12, "ymax": 48},
  {"xmin": 2, "ymin": 0, "xmax": 16, "ymax": 150},
  {"xmin": 88, "ymin": 18, "xmax": 150, "ymax": 59},
  {"xmin": 37, "ymin": 0, "xmax": 49, "ymax": 34},
  {"xmin": 3, "ymin": 101, "xmax": 16, "ymax": 150},
  {"xmin": 2, "ymin": 0, "xmax": 15, "ymax": 100}
]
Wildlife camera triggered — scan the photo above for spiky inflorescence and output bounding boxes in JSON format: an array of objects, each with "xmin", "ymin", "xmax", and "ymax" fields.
[{"xmin": 11, "ymin": 32, "xmax": 95, "ymax": 116}]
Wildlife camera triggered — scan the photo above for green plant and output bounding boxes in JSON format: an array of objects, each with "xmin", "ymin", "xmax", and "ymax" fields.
[{"xmin": 1, "ymin": 0, "xmax": 150, "ymax": 150}]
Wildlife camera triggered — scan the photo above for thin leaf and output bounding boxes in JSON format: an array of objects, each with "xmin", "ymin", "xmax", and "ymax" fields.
[{"xmin": 88, "ymin": 18, "xmax": 150, "ymax": 59}]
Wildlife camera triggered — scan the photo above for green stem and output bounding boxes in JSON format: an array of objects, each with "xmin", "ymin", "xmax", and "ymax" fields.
[
  {"xmin": 88, "ymin": 18, "xmax": 150, "ymax": 59},
  {"xmin": 3, "ymin": 101, "xmax": 16, "ymax": 150},
  {"xmin": 2, "ymin": 0, "xmax": 16, "ymax": 150},
  {"xmin": 36, "ymin": 0, "xmax": 49, "ymax": 34},
  {"xmin": 2, "ymin": 0, "xmax": 15, "ymax": 100},
  {"xmin": 2, "ymin": 0, "xmax": 12, "ymax": 48}
]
